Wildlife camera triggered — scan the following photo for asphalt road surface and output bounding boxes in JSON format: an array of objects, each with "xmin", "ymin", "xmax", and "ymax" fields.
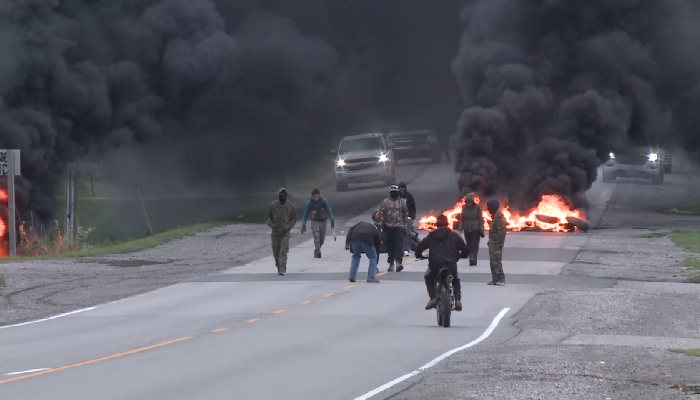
[{"xmin": 0, "ymin": 160, "xmax": 610, "ymax": 400}]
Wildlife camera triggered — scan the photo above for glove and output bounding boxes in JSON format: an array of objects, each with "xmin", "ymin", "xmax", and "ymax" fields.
[
  {"xmin": 330, "ymin": 219, "xmax": 335, "ymax": 229},
  {"xmin": 301, "ymin": 225, "xmax": 306, "ymax": 234}
]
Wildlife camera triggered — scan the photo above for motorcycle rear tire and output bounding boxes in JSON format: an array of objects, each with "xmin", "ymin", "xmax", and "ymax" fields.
[{"xmin": 437, "ymin": 290, "xmax": 451, "ymax": 328}]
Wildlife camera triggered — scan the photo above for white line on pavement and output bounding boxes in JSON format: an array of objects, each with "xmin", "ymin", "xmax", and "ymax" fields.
[
  {"xmin": 5, "ymin": 368, "xmax": 49, "ymax": 376},
  {"xmin": 352, "ymin": 307, "xmax": 511, "ymax": 400},
  {"xmin": 0, "ymin": 307, "xmax": 97, "ymax": 330}
]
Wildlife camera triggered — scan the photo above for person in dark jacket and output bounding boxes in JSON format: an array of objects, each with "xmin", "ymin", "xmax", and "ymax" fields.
[
  {"xmin": 265, "ymin": 188, "xmax": 297, "ymax": 275},
  {"xmin": 415, "ymin": 215, "xmax": 469, "ymax": 311},
  {"xmin": 457, "ymin": 192, "xmax": 485, "ymax": 266},
  {"xmin": 398, "ymin": 181, "xmax": 417, "ymax": 257},
  {"xmin": 301, "ymin": 188, "xmax": 335, "ymax": 258},
  {"xmin": 345, "ymin": 220, "xmax": 381, "ymax": 283}
]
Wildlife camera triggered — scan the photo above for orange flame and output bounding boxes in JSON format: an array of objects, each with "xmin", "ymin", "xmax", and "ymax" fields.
[
  {"xmin": 0, "ymin": 188, "xmax": 6, "ymax": 257},
  {"xmin": 418, "ymin": 194, "xmax": 586, "ymax": 233}
]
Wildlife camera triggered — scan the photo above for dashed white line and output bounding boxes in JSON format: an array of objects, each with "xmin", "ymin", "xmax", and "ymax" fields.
[
  {"xmin": 5, "ymin": 368, "xmax": 49, "ymax": 376},
  {"xmin": 0, "ymin": 307, "xmax": 97, "ymax": 330},
  {"xmin": 352, "ymin": 307, "xmax": 511, "ymax": 400}
]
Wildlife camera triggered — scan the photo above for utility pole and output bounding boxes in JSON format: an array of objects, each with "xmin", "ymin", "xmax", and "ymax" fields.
[{"xmin": 65, "ymin": 163, "xmax": 76, "ymax": 241}]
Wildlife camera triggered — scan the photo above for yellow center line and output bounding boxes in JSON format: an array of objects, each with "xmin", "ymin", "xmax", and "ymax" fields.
[
  {"xmin": 213, "ymin": 328, "xmax": 228, "ymax": 333},
  {"xmin": 377, "ymin": 271, "xmax": 388, "ymax": 276},
  {"xmin": 345, "ymin": 285, "xmax": 355, "ymax": 289},
  {"xmin": 273, "ymin": 309, "xmax": 286, "ymax": 314},
  {"xmin": 0, "ymin": 336, "xmax": 193, "ymax": 386},
  {"xmin": 323, "ymin": 293, "xmax": 334, "ymax": 298},
  {"xmin": 300, "ymin": 301, "xmax": 311, "ymax": 305},
  {"xmin": 246, "ymin": 318, "xmax": 259, "ymax": 323}
]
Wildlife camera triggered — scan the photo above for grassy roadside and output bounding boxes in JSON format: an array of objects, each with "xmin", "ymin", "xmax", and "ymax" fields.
[
  {"xmin": 669, "ymin": 348, "xmax": 700, "ymax": 357},
  {"xmin": 669, "ymin": 229, "xmax": 700, "ymax": 283},
  {"xmin": 1, "ymin": 221, "xmax": 229, "ymax": 263}
]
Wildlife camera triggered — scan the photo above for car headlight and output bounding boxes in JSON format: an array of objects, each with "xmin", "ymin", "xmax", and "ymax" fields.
[
  {"xmin": 337, "ymin": 159, "xmax": 345, "ymax": 167},
  {"xmin": 379, "ymin": 154, "xmax": 389, "ymax": 162},
  {"xmin": 609, "ymin": 152, "xmax": 615, "ymax": 159},
  {"xmin": 648, "ymin": 153, "xmax": 658, "ymax": 162}
]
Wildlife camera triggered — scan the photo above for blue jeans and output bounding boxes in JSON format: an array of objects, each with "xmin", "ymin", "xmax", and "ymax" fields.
[{"xmin": 350, "ymin": 240, "xmax": 378, "ymax": 278}]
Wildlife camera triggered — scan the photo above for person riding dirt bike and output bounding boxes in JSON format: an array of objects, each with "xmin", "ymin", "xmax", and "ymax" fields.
[{"xmin": 415, "ymin": 215, "xmax": 469, "ymax": 312}]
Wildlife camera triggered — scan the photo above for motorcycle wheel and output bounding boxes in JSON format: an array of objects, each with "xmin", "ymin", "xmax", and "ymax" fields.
[
  {"xmin": 436, "ymin": 298, "xmax": 444, "ymax": 327},
  {"xmin": 439, "ymin": 290, "xmax": 451, "ymax": 328}
]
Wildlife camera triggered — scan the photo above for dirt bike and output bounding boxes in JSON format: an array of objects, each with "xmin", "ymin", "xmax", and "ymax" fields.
[{"xmin": 416, "ymin": 256, "xmax": 455, "ymax": 328}]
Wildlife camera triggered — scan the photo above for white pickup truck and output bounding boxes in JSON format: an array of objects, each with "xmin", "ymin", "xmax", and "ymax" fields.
[{"xmin": 331, "ymin": 132, "xmax": 395, "ymax": 192}]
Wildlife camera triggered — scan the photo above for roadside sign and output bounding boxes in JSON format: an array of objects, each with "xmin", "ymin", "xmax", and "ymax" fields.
[{"xmin": 0, "ymin": 150, "xmax": 20, "ymax": 176}]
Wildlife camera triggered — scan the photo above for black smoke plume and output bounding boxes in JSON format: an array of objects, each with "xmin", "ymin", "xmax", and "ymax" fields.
[{"xmin": 452, "ymin": 0, "xmax": 700, "ymax": 212}]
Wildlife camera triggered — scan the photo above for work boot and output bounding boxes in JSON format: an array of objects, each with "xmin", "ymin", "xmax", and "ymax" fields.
[
  {"xmin": 469, "ymin": 260, "xmax": 477, "ymax": 266},
  {"xmin": 314, "ymin": 250, "xmax": 321, "ymax": 258},
  {"xmin": 367, "ymin": 277, "xmax": 380, "ymax": 283},
  {"xmin": 455, "ymin": 300, "xmax": 463, "ymax": 311},
  {"xmin": 349, "ymin": 276, "xmax": 356, "ymax": 283},
  {"xmin": 387, "ymin": 262, "xmax": 395, "ymax": 272},
  {"xmin": 487, "ymin": 280, "xmax": 496, "ymax": 285},
  {"xmin": 425, "ymin": 299, "xmax": 438, "ymax": 310},
  {"xmin": 495, "ymin": 280, "xmax": 505, "ymax": 286},
  {"xmin": 396, "ymin": 263, "xmax": 404, "ymax": 272}
]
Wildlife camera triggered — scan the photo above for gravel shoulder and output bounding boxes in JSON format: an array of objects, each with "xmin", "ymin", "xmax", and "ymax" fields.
[{"xmin": 391, "ymin": 282, "xmax": 700, "ymax": 400}]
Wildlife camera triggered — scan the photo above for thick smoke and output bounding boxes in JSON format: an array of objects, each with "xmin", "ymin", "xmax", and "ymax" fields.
[
  {"xmin": 452, "ymin": 0, "xmax": 700, "ymax": 212},
  {"xmin": 0, "ymin": 0, "xmax": 237, "ymax": 220}
]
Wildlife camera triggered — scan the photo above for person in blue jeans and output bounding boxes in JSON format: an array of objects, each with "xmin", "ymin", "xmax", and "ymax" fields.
[{"xmin": 345, "ymin": 220, "xmax": 381, "ymax": 283}]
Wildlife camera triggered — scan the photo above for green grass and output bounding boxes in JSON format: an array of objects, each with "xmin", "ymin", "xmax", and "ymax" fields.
[
  {"xmin": 669, "ymin": 229, "xmax": 700, "ymax": 253},
  {"xmin": 0, "ymin": 274, "xmax": 5, "ymax": 287},
  {"xmin": 669, "ymin": 348, "xmax": 700, "ymax": 357},
  {"xmin": 1, "ymin": 221, "xmax": 228, "ymax": 262},
  {"xmin": 676, "ymin": 205, "xmax": 700, "ymax": 215},
  {"xmin": 686, "ymin": 272, "xmax": 700, "ymax": 283},
  {"xmin": 683, "ymin": 257, "xmax": 700, "ymax": 270}
]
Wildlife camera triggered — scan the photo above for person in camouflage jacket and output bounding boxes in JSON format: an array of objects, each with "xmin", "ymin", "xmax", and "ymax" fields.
[
  {"xmin": 266, "ymin": 188, "xmax": 297, "ymax": 275},
  {"xmin": 486, "ymin": 198, "xmax": 506, "ymax": 285},
  {"xmin": 458, "ymin": 192, "xmax": 485, "ymax": 266},
  {"xmin": 378, "ymin": 184, "xmax": 408, "ymax": 271}
]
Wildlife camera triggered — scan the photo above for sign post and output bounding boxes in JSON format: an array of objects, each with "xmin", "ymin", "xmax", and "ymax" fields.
[{"xmin": 0, "ymin": 150, "xmax": 21, "ymax": 257}]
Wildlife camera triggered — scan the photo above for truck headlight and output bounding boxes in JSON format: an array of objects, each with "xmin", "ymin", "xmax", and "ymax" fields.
[
  {"xmin": 609, "ymin": 152, "xmax": 615, "ymax": 159},
  {"xmin": 648, "ymin": 153, "xmax": 658, "ymax": 162},
  {"xmin": 337, "ymin": 159, "xmax": 345, "ymax": 167},
  {"xmin": 379, "ymin": 154, "xmax": 389, "ymax": 163}
]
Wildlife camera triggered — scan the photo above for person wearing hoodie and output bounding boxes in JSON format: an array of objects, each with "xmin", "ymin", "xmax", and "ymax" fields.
[
  {"xmin": 457, "ymin": 192, "xmax": 485, "ymax": 266},
  {"xmin": 266, "ymin": 188, "xmax": 297, "ymax": 275},
  {"xmin": 301, "ymin": 188, "xmax": 335, "ymax": 258},
  {"xmin": 398, "ymin": 181, "xmax": 417, "ymax": 257},
  {"xmin": 415, "ymin": 215, "xmax": 469, "ymax": 311},
  {"xmin": 377, "ymin": 184, "xmax": 409, "ymax": 272}
]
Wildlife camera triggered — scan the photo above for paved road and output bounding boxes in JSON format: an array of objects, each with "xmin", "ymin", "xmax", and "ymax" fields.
[{"xmin": 0, "ymin": 160, "xmax": 608, "ymax": 400}]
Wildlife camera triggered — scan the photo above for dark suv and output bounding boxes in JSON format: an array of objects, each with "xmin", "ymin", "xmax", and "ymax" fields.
[{"xmin": 386, "ymin": 129, "xmax": 440, "ymax": 163}]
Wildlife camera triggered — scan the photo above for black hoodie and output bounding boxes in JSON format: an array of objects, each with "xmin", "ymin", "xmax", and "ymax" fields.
[{"xmin": 415, "ymin": 227, "xmax": 469, "ymax": 268}]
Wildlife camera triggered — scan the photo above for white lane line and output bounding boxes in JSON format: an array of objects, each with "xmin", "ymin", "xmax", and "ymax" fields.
[
  {"xmin": 0, "ymin": 307, "xmax": 97, "ymax": 330},
  {"xmin": 5, "ymin": 368, "xmax": 49, "ymax": 376},
  {"xmin": 352, "ymin": 307, "xmax": 510, "ymax": 400}
]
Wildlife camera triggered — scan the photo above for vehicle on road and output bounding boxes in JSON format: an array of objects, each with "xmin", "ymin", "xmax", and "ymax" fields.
[
  {"xmin": 417, "ymin": 257, "xmax": 455, "ymax": 327},
  {"xmin": 332, "ymin": 133, "xmax": 395, "ymax": 192},
  {"xmin": 386, "ymin": 129, "xmax": 440, "ymax": 163},
  {"xmin": 603, "ymin": 148, "xmax": 667, "ymax": 185}
]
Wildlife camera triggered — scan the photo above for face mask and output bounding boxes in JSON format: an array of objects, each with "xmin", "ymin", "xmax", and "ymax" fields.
[
  {"xmin": 279, "ymin": 192, "xmax": 287, "ymax": 204},
  {"xmin": 390, "ymin": 191, "xmax": 399, "ymax": 199}
]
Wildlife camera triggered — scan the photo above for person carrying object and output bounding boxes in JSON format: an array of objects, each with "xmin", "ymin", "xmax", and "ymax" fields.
[{"xmin": 301, "ymin": 188, "xmax": 335, "ymax": 258}]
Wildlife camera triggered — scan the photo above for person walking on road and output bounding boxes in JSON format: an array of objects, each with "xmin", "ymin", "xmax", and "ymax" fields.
[
  {"xmin": 266, "ymin": 188, "xmax": 297, "ymax": 275},
  {"xmin": 378, "ymin": 184, "xmax": 409, "ymax": 272},
  {"xmin": 415, "ymin": 215, "xmax": 468, "ymax": 311},
  {"xmin": 301, "ymin": 188, "xmax": 335, "ymax": 258},
  {"xmin": 486, "ymin": 198, "xmax": 507, "ymax": 285},
  {"xmin": 398, "ymin": 181, "xmax": 417, "ymax": 257},
  {"xmin": 345, "ymin": 220, "xmax": 381, "ymax": 283},
  {"xmin": 458, "ymin": 192, "xmax": 485, "ymax": 266}
]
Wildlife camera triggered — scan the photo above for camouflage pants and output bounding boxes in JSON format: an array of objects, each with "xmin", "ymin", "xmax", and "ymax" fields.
[
  {"xmin": 271, "ymin": 231, "xmax": 291, "ymax": 272},
  {"xmin": 311, "ymin": 220, "xmax": 327, "ymax": 255},
  {"xmin": 488, "ymin": 240, "xmax": 505, "ymax": 282}
]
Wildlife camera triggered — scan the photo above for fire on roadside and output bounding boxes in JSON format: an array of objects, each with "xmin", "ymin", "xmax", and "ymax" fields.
[
  {"xmin": 0, "ymin": 188, "xmax": 7, "ymax": 256},
  {"xmin": 417, "ymin": 194, "xmax": 587, "ymax": 233}
]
